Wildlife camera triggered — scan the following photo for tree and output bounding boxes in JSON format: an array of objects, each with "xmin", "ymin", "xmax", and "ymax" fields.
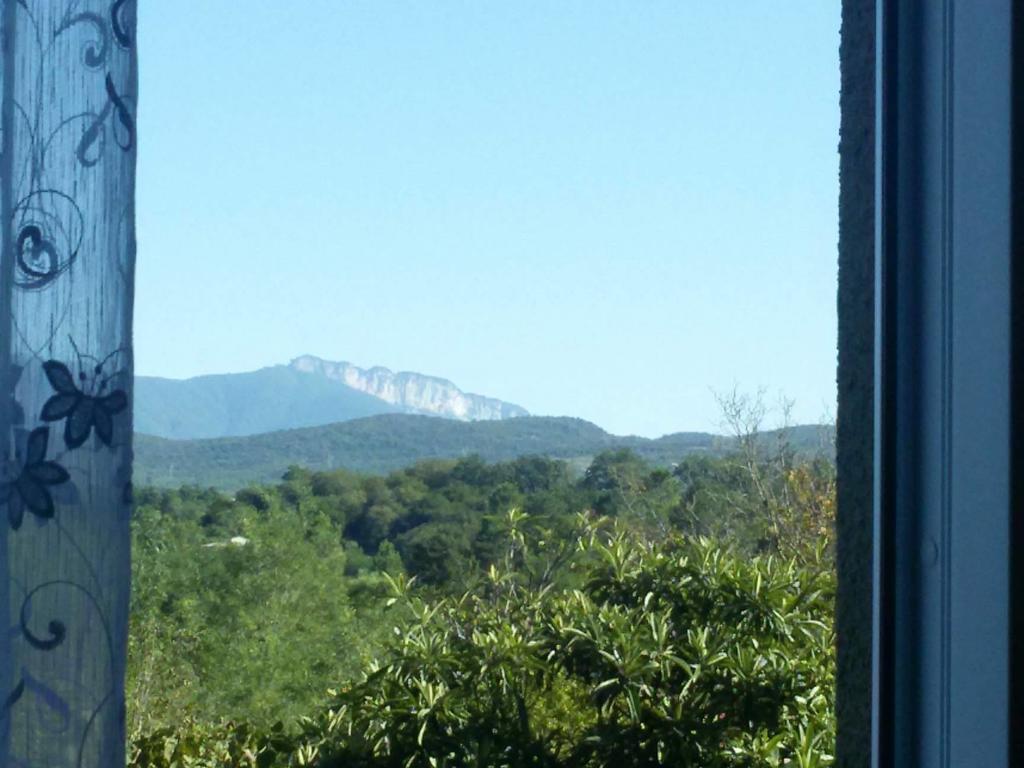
[
  {"xmin": 713, "ymin": 387, "xmax": 836, "ymax": 556},
  {"xmin": 395, "ymin": 522, "xmax": 474, "ymax": 586},
  {"xmin": 291, "ymin": 518, "xmax": 835, "ymax": 768}
]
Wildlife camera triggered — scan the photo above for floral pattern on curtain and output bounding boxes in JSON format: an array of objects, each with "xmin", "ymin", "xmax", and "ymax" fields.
[{"xmin": 0, "ymin": 1, "xmax": 137, "ymax": 766}]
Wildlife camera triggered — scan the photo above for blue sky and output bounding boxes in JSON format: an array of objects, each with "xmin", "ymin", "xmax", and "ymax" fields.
[{"xmin": 136, "ymin": 1, "xmax": 840, "ymax": 437}]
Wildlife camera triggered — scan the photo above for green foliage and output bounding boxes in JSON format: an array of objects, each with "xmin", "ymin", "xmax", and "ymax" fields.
[
  {"xmin": 394, "ymin": 523, "xmax": 474, "ymax": 587},
  {"xmin": 128, "ymin": 489, "xmax": 390, "ymax": 736},
  {"xmin": 135, "ymin": 413, "xmax": 830, "ymax": 491},
  {"xmin": 249, "ymin": 521, "xmax": 833, "ymax": 767},
  {"xmin": 129, "ymin": 718, "xmax": 295, "ymax": 768},
  {"xmin": 128, "ymin": 444, "xmax": 836, "ymax": 767}
]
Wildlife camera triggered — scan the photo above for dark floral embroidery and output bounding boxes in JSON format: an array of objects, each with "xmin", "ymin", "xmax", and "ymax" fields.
[
  {"xmin": 1, "ymin": 427, "xmax": 70, "ymax": 530},
  {"xmin": 111, "ymin": 0, "xmax": 134, "ymax": 49},
  {"xmin": 17, "ymin": 225, "xmax": 61, "ymax": 287},
  {"xmin": 0, "ymin": 2, "xmax": 137, "ymax": 762},
  {"xmin": 12, "ymin": 190, "xmax": 86, "ymax": 292},
  {"xmin": 1, "ymin": 679, "xmax": 25, "ymax": 715},
  {"xmin": 75, "ymin": 73, "xmax": 135, "ymax": 167},
  {"xmin": 41, "ymin": 360, "xmax": 128, "ymax": 449},
  {"xmin": 55, "ymin": 10, "xmax": 110, "ymax": 69}
]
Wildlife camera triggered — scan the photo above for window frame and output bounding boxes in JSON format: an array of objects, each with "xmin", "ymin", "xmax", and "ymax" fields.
[{"xmin": 871, "ymin": 1, "xmax": 1019, "ymax": 765}]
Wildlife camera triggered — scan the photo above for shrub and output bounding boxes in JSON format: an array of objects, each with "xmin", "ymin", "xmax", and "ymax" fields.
[{"xmin": 287, "ymin": 520, "xmax": 835, "ymax": 767}]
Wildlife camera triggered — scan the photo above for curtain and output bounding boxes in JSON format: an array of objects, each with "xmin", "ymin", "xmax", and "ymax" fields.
[{"xmin": 0, "ymin": 1, "xmax": 137, "ymax": 766}]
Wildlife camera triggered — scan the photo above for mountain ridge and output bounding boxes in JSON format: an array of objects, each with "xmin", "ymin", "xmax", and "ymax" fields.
[
  {"xmin": 290, "ymin": 355, "xmax": 529, "ymax": 421},
  {"xmin": 134, "ymin": 413, "xmax": 832, "ymax": 491},
  {"xmin": 135, "ymin": 356, "xmax": 528, "ymax": 440}
]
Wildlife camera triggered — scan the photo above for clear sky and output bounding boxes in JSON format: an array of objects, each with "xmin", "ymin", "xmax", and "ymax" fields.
[{"xmin": 136, "ymin": 1, "xmax": 840, "ymax": 438}]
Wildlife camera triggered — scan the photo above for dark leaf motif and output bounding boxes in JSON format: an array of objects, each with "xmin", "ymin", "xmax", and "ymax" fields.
[
  {"xmin": 75, "ymin": 106, "xmax": 107, "ymax": 167},
  {"xmin": 111, "ymin": 0, "xmax": 134, "ymax": 49},
  {"xmin": 28, "ymin": 463, "xmax": 69, "ymax": 485},
  {"xmin": 92, "ymin": 401, "xmax": 113, "ymax": 445},
  {"xmin": 19, "ymin": 587, "xmax": 67, "ymax": 652},
  {"xmin": 101, "ymin": 389, "xmax": 128, "ymax": 412},
  {"xmin": 42, "ymin": 360, "xmax": 76, "ymax": 395},
  {"xmin": 22, "ymin": 618, "xmax": 65, "ymax": 651},
  {"xmin": 41, "ymin": 361, "xmax": 128, "ymax": 449},
  {"xmin": 105, "ymin": 73, "xmax": 134, "ymax": 152},
  {"xmin": 54, "ymin": 11, "xmax": 110, "ymax": 68},
  {"xmin": 39, "ymin": 392, "xmax": 78, "ymax": 421},
  {"xmin": 25, "ymin": 426, "xmax": 47, "ymax": 465},
  {"xmin": 3, "ymin": 428, "xmax": 69, "ymax": 531},
  {"xmin": 1, "ymin": 679, "xmax": 25, "ymax": 715},
  {"xmin": 66, "ymin": 397, "xmax": 94, "ymax": 448},
  {"xmin": 76, "ymin": 75, "xmax": 134, "ymax": 166},
  {"xmin": 17, "ymin": 474, "xmax": 55, "ymax": 514}
]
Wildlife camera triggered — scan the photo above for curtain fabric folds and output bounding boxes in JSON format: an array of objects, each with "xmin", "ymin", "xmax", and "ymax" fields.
[{"xmin": 0, "ymin": 1, "xmax": 137, "ymax": 766}]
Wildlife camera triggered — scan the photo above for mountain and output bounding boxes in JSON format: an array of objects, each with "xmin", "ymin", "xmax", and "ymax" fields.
[
  {"xmin": 291, "ymin": 356, "xmax": 529, "ymax": 421},
  {"xmin": 133, "ymin": 413, "xmax": 831, "ymax": 491},
  {"xmin": 134, "ymin": 365, "xmax": 398, "ymax": 440},
  {"xmin": 135, "ymin": 356, "xmax": 528, "ymax": 440}
]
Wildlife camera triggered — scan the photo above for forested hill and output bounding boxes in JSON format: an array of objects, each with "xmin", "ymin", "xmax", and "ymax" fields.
[
  {"xmin": 134, "ymin": 413, "xmax": 831, "ymax": 490},
  {"xmin": 135, "ymin": 357, "xmax": 529, "ymax": 440}
]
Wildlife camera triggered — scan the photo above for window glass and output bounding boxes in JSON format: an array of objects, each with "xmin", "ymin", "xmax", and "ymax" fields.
[{"xmin": 130, "ymin": 4, "xmax": 841, "ymax": 765}]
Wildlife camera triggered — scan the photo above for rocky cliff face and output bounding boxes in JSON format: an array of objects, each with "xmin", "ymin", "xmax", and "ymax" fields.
[{"xmin": 290, "ymin": 355, "xmax": 529, "ymax": 421}]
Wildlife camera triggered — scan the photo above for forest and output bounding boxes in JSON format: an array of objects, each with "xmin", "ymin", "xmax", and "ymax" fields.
[
  {"xmin": 127, "ymin": 412, "xmax": 836, "ymax": 767},
  {"xmin": 133, "ymin": 411, "xmax": 830, "ymax": 491}
]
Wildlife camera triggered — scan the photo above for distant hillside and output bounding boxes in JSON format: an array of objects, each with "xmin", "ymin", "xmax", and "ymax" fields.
[
  {"xmin": 136, "ymin": 357, "xmax": 528, "ymax": 439},
  {"xmin": 135, "ymin": 366, "xmax": 399, "ymax": 439},
  {"xmin": 134, "ymin": 413, "xmax": 832, "ymax": 491}
]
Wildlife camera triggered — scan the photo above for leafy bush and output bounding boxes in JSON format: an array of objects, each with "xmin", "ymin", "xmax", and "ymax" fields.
[
  {"xmin": 271, "ymin": 518, "xmax": 835, "ymax": 767},
  {"xmin": 128, "ymin": 445, "xmax": 836, "ymax": 766}
]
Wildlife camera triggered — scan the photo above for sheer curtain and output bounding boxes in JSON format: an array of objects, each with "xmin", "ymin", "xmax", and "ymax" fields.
[{"xmin": 0, "ymin": 1, "xmax": 136, "ymax": 766}]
